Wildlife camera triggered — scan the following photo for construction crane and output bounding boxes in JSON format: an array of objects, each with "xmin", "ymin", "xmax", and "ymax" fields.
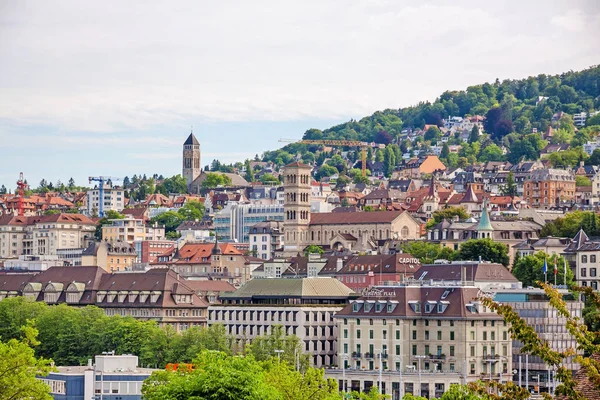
[
  {"xmin": 88, "ymin": 176, "xmax": 121, "ymax": 217},
  {"xmin": 279, "ymin": 139, "xmax": 385, "ymax": 177},
  {"xmin": 16, "ymin": 172, "xmax": 28, "ymax": 216}
]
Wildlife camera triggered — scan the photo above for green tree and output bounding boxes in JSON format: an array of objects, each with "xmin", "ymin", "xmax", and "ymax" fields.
[
  {"xmin": 315, "ymin": 165, "xmax": 338, "ymax": 181},
  {"xmin": 263, "ymin": 361, "xmax": 339, "ymax": 400},
  {"xmin": 400, "ymin": 242, "xmax": 457, "ymax": 264},
  {"xmin": 155, "ymin": 174, "xmax": 188, "ymax": 195},
  {"xmin": 383, "ymin": 146, "xmax": 396, "ymax": 177},
  {"xmin": 469, "ymin": 125, "xmax": 480, "ymax": 143},
  {"xmin": 425, "ymin": 207, "xmax": 469, "ymax": 229},
  {"xmin": 540, "ymin": 211, "xmax": 600, "ymax": 237},
  {"xmin": 142, "ymin": 351, "xmax": 280, "ymax": 400},
  {"xmin": 440, "ymin": 143, "xmax": 450, "ymax": 160},
  {"xmin": 500, "ymin": 171, "xmax": 518, "ymax": 197},
  {"xmin": 375, "ymin": 148, "xmax": 385, "ymax": 162},
  {"xmin": 424, "ymin": 126, "xmax": 441, "ymax": 143},
  {"xmin": 0, "ymin": 325, "xmax": 54, "ymax": 400},
  {"xmin": 150, "ymin": 211, "xmax": 184, "ymax": 236},
  {"xmin": 245, "ymin": 160, "xmax": 255, "ymax": 183},
  {"xmin": 177, "ymin": 200, "xmax": 205, "ymax": 221},
  {"xmin": 67, "ymin": 177, "xmax": 76, "ymax": 190},
  {"xmin": 512, "ymin": 252, "xmax": 574, "ymax": 288},
  {"xmin": 304, "ymin": 245, "xmax": 324, "ymax": 257},
  {"xmin": 575, "ymin": 175, "xmax": 592, "ymax": 186},
  {"xmin": 260, "ymin": 173, "xmax": 279, "ymax": 184},
  {"xmin": 479, "ymin": 144, "xmax": 504, "ymax": 162},
  {"xmin": 201, "ymin": 172, "xmax": 233, "ymax": 188},
  {"xmin": 248, "ymin": 325, "xmax": 309, "ymax": 370},
  {"xmin": 457, "ymin": 239, "xmax": 510, "ymax": 267}
]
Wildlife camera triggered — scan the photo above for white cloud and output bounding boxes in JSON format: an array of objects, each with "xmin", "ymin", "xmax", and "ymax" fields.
[{"xmin": 1, "ymin": 1, "xmax": 598, "ymax": 134}]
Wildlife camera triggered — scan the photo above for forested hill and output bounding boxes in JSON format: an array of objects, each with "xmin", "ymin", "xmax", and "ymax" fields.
[{"xmin": 300, "ymin": 65, "xmax": 600, "ymax": 143}]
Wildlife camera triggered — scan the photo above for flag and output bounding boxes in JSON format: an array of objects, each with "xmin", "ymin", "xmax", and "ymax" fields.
[
  {"xmin": 554, "ymin": 258, "xmax": 558, "ymax": 275},
  {"xmin": 564, "ymin": 258, "xmax": 568, "ymax": 286},
  {"xmin": 543, "ymin": 258, "xmax": 547, "ymax": 274}
]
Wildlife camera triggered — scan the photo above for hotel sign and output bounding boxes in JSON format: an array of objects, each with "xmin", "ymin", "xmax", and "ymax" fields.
[{"xmin": 364, "ymin": 288, "xmax": 395, "ymax": 297}]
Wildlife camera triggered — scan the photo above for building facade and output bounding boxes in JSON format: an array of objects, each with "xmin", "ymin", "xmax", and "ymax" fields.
[
  {"xmin": 86, "ymin": 186, "xmax": 125, "ymax": 216},
  {"xmin": 329, "ymin": 283, "xmax": 512, "ymax": 399},
  {"xmin": 283, "ymin": 162, "xmax": 313, "ymax": 256},
  {"xmin": 101, "ymin": 216, "xmax": 165, "ymax": 244},
  {"xmin": 0, "ymin": 214, "xmax": 95, "ymax": 260},
  {"xmin": 209, "ymin": 277, "xmax": 356, "ymax": 367},
  {"xmin": 523, "ymin": 168, "xmax": 576, "ymax": 209},
  {"xmin": 213, "ymin": 202, "xmax": 284, "ymax": 243},
  {"xmin": 249, "ymin": 220, "xmax": 284, "ymax": 260}
]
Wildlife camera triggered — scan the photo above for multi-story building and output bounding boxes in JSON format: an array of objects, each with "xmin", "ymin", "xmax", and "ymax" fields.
[
  {"xmin": 81, "ymin": 240, "xmax": 138, "ymax": 272},
  {"xmin": 86, "ymin": 185, "xmax": 125, "ymax": 216},
  {"xmin": 248, "ymin": 220, "xmax": 284, "ymax": 260},
  {"xmin": 329, "ymin": 283, "xmax": 512, "ymax": 399},
  {"xmin": 213, "ymin": 202, "xmax": 284, "ymax": 243},
  {"xmin": 493, "ymin": 288, "xmax": 583, "ymax": 392},
  {"xmin": 135, "ymin": 239, "xmax": 176, "ymax": 263},
  {"xmin": 563, "ymin": 229, "xmax": 600, "ymax": 289},
  {"xmin": 0, "ymin": 214, "xmax": 96, "ymax": 260},
  {"xmin": 39, "ymin": 354, "xmax": 155, "ymax": 400},
  {"xmin": 0, "ymin": 266, "xmax": 208, "ymax": 332},
  {"xmin": 592, "ymin": 171, "xmax": 600, "ymax": 206},
  {"xmin": 101, "ymin": 216, "xmax": 165, "ymax": 244},
  {"xmin": 209, "ymin": 277, "xmax": 356, "ymax": 367},
  {"xmin": 523, "ymin": 168, "xmax": 576, "ymax": 209}
]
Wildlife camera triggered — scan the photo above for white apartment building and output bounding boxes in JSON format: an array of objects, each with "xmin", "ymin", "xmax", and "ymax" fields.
[
  {"xmin": 86, "ymin": 186, "xmax": 125, "ymax": 216},
  {"xmin": 208, "ymin": 278, "xmax": 356, "ymax": 367},
  {"xmin": 328, "ymin": 283, "xmax": 511, "ymax": 400},
  {"xmin": 101, "ymin": 216, "xmax": 165, "ymax": 244},
  {"xmin": 248, "ymin": 220, "xmax": 284, "ymax": 260}
]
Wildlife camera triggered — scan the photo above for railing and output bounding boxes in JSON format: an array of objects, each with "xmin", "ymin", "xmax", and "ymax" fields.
[
  {"xmin": 364, "ymin": 352, "xmax": 374, "ymax": 358},
  {"xmin": 429, "ymin": 354, "xmax": 446, "ymax": 360},
  {"xmin": 351, "ymin": 352, "xmax": 361, "ymax": 358}
]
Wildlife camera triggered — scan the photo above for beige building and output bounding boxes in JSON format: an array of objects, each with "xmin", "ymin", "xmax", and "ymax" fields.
[
  {"xmin": 283, "ymin": 162, "xmax": 313, "ymax": 256},
  {"xmin": 523, "ymin": 168, "xmax": 576, "ymax": 209},
  {"xmin": 329, "ymin": 283, "xmax": 511, "ymax": 399},
  {"xmin": 0, "ymin": 213, "xmax": 95, "ymax": 260},
  {"xmin": 102, "ymin": 216, "xmax": 165, "ymax": 244},
  {"xmin": 563, "ymin": 229, "xmax": 600, "ymax": 290},
  {"xmin": 182, "ymin": 132, "xmax": 201, "ymax": 190},
  {"xmin": 86, "ymin": 186, "xmax": 126, "ymax": 216},
  {"xmin": 81, "ymin": 240, "xmax": 138, "ymax": 272},
  {"xmin": 209, "ymin": 278, "xmax": 356, "ymax": 367}
]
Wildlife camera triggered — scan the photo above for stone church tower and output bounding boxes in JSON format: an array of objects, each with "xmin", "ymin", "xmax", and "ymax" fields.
[
  {"xmin": 182, "ymin": 131, "xmax": 201, "ymax": 190},
  {"xmin": 283, "ymin": 161, "xmax": 312, "ymax": 257}
]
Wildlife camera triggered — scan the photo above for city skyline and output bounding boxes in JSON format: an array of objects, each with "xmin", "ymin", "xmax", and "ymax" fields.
[{"xmin": 1, "ymin": 0, "xmax": 599, "ymax": 188}]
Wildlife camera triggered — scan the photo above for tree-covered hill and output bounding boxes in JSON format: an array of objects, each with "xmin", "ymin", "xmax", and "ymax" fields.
[{"xmin": 301, "ymin": 65, "xmax": 599, "ymax": 143}]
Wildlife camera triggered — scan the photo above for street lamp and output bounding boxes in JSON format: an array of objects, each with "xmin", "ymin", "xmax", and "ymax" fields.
[
  {"xmin": 274, "ymin": 349, "xmax": 284, "ymax": 362},
  {"xmin": 415, "ymin": 355, "xmax": 427, "ymax": 397}
]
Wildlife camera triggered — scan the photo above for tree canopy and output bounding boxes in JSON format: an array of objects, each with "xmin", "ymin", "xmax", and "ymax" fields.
[{"xmin": 456, "ymin": 239, "xmax": 510, "ymax": 267}]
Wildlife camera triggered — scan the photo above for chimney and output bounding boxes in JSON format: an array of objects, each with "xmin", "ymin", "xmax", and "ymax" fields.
[{"xmin": 336, "ymin": 258, "xmax": 344, "ymax": 272}]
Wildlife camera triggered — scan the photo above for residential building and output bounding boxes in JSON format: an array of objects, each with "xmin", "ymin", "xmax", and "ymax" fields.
[
  {"xmin": 0, "ymin": 213, "xmax": 95, "ymax": 260},
  {"xmin": 412, "ymin": 261, "xmax": 521, "ymax": 291},
  {"xmin": 81, "ymin": 240, "xmax": 138, "ymax": 272},
  {"xmin": 101, "ymin": 216, "xmax": 165, "ymax": 244},
  {"xmin": 86, "ymin": 185, "xmax": 125, "ymax": 216},
  {"xmin": 39, "ymin": 354, "xmax": 155, "ymax": 400},
  {"xmin": 209, "ymin": 277, "xmax": 356, "ymax": 367},
  {"xmin": 523, "ymin": 168, "xmax": 576, "ymax": 209},
  {"xmin": 401, "ymin": 155, "xmax": 447, "ymax": 178},
  {"xmin": 329, "ymin": 282, "xmax": 511, "ymax": 399},
  {"xmin": 249, "ymin": 220, "xmax": 284, "ymax": 260},
  {"xmin": 159, "ymin": 241, "xmax": 252, "ymax": 286},
  {"xmin": 563, "ymin": 230, "xmax": 600, "ymax": 289},
  {"xmin": 0, "ymin": 266, "xmax": 208, "ymax": 331},
  {"xmin": 513, "ymin": 236, "xmax": 571, "ymax": 258},
  {"xmin": 592, "ymin": 171, "xmax": 600, "ymax": 205},
  {"xmin": 135, "ymin": 239, "xmax": 176, "ymax": 263}
]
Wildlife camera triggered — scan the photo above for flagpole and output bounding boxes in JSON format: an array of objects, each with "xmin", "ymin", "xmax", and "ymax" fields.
[
  {"xmin": 554, "ymin": 258, "xmax": 557, "ymax": 286},
  {"xmin": 564, "ymin": 258, "xmax": 567, "ymax": 286},
  {"xmin": 544, "ymin": 257, "xmax": 547, "ymax": 284}
]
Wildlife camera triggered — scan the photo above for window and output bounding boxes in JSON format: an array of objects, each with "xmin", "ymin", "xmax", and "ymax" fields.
[
  {"xmin": 412, "ymin": 345, "xmax": 417, "ymax": 355},
  {"xmin": 470, "ymin": 363, "xmax": 476, "ymax": 374},
  {"xmin": 450, "ymin": 331, "xmax": 455, "ymax": 340},
  {"xmin": 357, "ymin": 330, "xmax": 361, "ymax": 339},
  {"xmin": 425, "ymin": 331, "xmax": 430, "ymax": 340},
  {"xmin": 396, "ymin": 330, "xmax": 400, "ymax": 340},
  {"xmin": 582, "ymin": 268, "xmax": 587, "ymax": 277},
  {"xmin": 344, "ymin": 329, "xmax": 348, "ymax": 339},
  {"xmin": 413, "ymin": 330, "xmax": 417, "ymax": 340},
  {"xmin": 424, "ymin": 345, "xmax": 429, "ymax": 355},
  {"xmin": 491, "ymin": 331, "xmax": 495, "ymax": 340},
  {"xmin": 356, "ymin": 319, "xmax": 360, "ymax": 325},
  {"xmin": 503, "ymin": 331, "xmax": 507, "ymax": 340},
  {"xmin": 591, "ymin": 268, "xmax": 597, "ymax": 277},
  {"xmin": 582, "ymin": 255, "xmax": 588, "ymax": 263},
  {"xmin": 396, "ymin": 345, "xmax": 400, "ymax": 355},
  {"xmin": 470, "ymin": 346, "xmax": 475, "ymax": 357},
  {"xmin": 483, "ymin": 332, "xmax": 487, "ymax": 340},
  {"xmin": 437, "ymin": 331, "xmax": 442, "ymax": 340},
  {"xmin": 369, "ymin": 330, "xmax": 374, "ymax": 339},
  {"xmin": 470, "ymin": 331, "xmax": 475, "ymax": 340},
  {"xmin": 450, "ymin": 346, "xmax": 455, "ymax": 356},
  {"xmin": 592, "ymin": 255, "xmax": 597, "ymax": 263}
]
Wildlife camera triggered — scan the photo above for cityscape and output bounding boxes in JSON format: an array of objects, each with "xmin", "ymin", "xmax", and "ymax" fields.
[{"xmin": 1, "ymin": 2, "xmax": 599, "ymax": 400}]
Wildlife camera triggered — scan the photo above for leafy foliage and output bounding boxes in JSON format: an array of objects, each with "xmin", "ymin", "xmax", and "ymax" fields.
[
  {"xmin": 201, "ymin": 172, "xmax": 233, "ymax": 188},
  {"xmin": 400, "ymin": 241, "xmax": 457, "ymax": 264},
  {"xmin": 456, "ymin": 239, "xmax": 510, "ymax": 267},
  {"xmin": 425, "ymin": 207, "xmax": 469, "ymax": 229},
  {"xmin": 95, "ymin": 209, "xmax": 125, "ymax": 240},
  {"xmin": 0, "ymin": 325, "xmax": 54, "ymax": 400},
  {"xmin": 155, "ymin": 174, "xmax": 188, "ymax": 195},
  {"xmin": 511, "ymin": 252, "xmax": 574, "ymax": 288},
  {"xmin": 304, "ymin": 245, "xmax": 325, "ymax": 257},
  {"xmin": 540, "ymin": 211, "xmax": 600, "ymax": 238}
]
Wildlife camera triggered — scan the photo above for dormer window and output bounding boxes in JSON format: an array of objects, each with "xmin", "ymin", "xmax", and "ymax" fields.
[
  {"xmin": 438, "ymin": 301, "xmax": 449, "ymax": 313},
  {"xmin": 466, "ymin": 303, "xmax": 478, "ymax": 313},
  {"xmin": 375, "ymin": 303, "xmax": 382, "ymax": 312},
  {"xmin": 97, "ymin": 292, "xmax": 107, "ymax": 302},
  {"xmin": 409, "ymin": 301, "xmax": 420, "ymax": 313},
  {"xmin": 150, "ymin": 291, "xmax": 161, "ymax": 303}
]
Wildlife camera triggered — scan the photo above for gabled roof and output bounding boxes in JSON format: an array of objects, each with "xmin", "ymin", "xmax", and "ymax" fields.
[
  {"xmin": 221, "ymin": 278, "xmax": 355, "ymax": 299},
  {"xmin": 310, "ymin": 210, "xmax": 405, "ymax": 225}
]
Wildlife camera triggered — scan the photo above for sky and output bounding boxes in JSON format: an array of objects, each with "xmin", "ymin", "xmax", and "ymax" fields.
[{"xmin": 0, "ymin": 0, "xmax": 599, "ymax": 190}]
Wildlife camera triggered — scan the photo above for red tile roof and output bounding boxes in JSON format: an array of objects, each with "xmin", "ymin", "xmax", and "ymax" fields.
[{"xmin": 310, "ymin": 211, "xmax": 405, "ymax": 225}]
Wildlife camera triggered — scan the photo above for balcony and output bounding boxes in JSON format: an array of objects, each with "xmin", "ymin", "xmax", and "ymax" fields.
[
  {"xmin": 364, "ymin": 352, "xmax": 374, "ymax": 359},
  {"xmin": 483, "ymin": 354, "xmax": 501, "ymax": 362},
  {"xmin": 351, "ymin": 352, "xmax": 361, "ymax": 358},
  {"xmin": 428, "ymin": 354, "xmax": 446, "ymax": 361}
]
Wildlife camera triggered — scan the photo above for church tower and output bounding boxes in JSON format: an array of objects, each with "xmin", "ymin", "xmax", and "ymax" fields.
[
  {"xmin": 183, "ymin": 130, "xmax": 201, "ymax": 190},
  {"xmin": 283, "ymin": 161, "xmax": 312, "ymax": 257}
]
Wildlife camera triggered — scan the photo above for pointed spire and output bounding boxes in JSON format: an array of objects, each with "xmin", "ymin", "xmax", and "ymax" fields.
[
  {"xmin": 184, "ymin": 129, "xmax": 199, "ymax": 145},
  {"xmin": 572, "ymin": 229, "xmax": 589, "ymax": 250},
  {"xmin": 212, "ymin": 235, "xmax": 222, "ymax": 255},
  {"xmin": 477, "ymin": 198, "xmax": 493, "ymax": 232},
  {"xmin": 425, "ymin": 174, "xmax": 438, "ymax": 199},
  {"xmin": 462, "ymin": 183, "xmax": 479, "ymax": 203}
]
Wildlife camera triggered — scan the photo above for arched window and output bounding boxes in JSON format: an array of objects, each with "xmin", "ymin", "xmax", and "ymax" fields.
[{"xmin": 401, "ymin": 226, "xmax": 409, "ymax": 238}]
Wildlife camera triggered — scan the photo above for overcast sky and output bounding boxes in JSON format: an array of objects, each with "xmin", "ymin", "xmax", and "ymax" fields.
[{"xmin": 0, "ymin": 0, "xmax": 598, "ymax": 189}]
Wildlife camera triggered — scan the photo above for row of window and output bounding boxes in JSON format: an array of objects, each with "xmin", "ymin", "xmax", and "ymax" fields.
[{"xmin": 581, "ymin": 255, "xmax": 598, "ymax": 263}]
